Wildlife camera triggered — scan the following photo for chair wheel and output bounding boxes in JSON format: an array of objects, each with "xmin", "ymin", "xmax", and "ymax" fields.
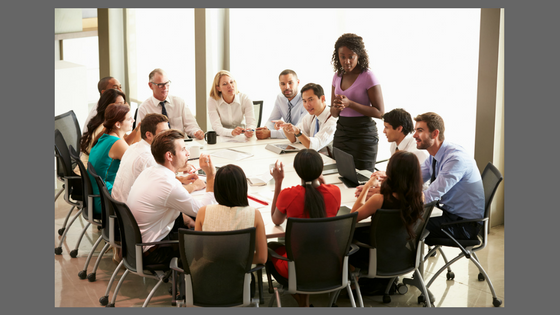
[
  {"xmin": 397, "ymin": 283, "xmax": 408, "ymax": 295},
  {"xmin": 78, "ymin": 270, "xmax": 87, "ymax": 279},
  {"xmin": 55, "ymin": 247, "xmax": 62, "ymax": 255},
  {"xmin": 383, "ymin": 295, "xmax": 391, "ymax": 303},
  {"xmin": 58, "ymin": 228, "xmax": 65, "ymax": 236},
  {"xmin": 99, "ymin": 296, "xmax": 109, "ymax": 306},
  {"xmin": 106, "ymin": 304, "xmax": 115, "ymax": 307},
  {"xmin": 446, "ymin": 271, "xmax": 455, "ymax": 280},
  {"xmin": 493, "ymin": 297, "xmax": 502, "ymax": 307},
  {"xmin": 70, "ymin": 249, "xmax": 78, "ymax": 258},
  {"xmin": 478, "ymin": 273, "xmax": 485, "ymax": 281},
  {"xmin": 418, "ymin": 295, "xmax": 425, "ymax": 304},
  {"xmin": 87, "ymin": 273, "xmax": 96, "ymax": 282}
]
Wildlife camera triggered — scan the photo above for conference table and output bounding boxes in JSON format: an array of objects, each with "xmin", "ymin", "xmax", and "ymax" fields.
[{"xmin": 184, "ymin": 134, "xmax": 366, "ymax": 239}]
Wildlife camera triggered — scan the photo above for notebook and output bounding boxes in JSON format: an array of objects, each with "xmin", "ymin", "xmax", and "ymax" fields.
[
  {"xmin": 265, "ymin": 143, "xmax": 300, "ymax": 154},
  {"xmin": 333, "ymin": 147, "xmax": 373, "ymax": 188}
]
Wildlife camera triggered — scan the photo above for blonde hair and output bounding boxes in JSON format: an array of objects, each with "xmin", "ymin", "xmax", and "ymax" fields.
[{"xmin": 209, "ymin": 70, "xmax": 238, "ymax": 100}]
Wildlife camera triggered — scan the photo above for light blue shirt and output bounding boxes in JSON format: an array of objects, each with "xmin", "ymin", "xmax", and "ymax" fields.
[
  {"xmin": 422, "ymin": 141, "xmax": 484, "ymax": 220},
  {"xmin": 265, "ymin": 93, "xmax": 306, "ymax": 138}
]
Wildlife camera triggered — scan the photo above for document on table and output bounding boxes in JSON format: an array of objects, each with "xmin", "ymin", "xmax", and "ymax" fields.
[
  {"xmin": 247, "ymin": 173, "xmax": 273, "ymax": 186},
  {"xmin": 210, "ymin": 148, "xmax": 254, "ymax": 161}
]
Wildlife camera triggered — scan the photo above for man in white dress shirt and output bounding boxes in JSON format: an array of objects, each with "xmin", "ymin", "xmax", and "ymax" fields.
[
  {"xmin": 354, "ymin": 108, "xmax": 429, "ymax": 198},
  {"xmin": 136, "ymin": 68, "xmax": 205, "ymax": 140},
  {"xmin": 281, "ymin": 83, "xmax": 338, "ymax": 156},
  {"xmin": 256, "ymin": 69, "xmax": 306, "ymax": 139},
  {"xmin": 126, "ymin": 129, "xmax": 216, "ymax": 265}
]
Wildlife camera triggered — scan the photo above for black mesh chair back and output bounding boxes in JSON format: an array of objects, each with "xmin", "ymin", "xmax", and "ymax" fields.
[
  {"xmin": 88, "ymin": 161, "xmax": 119, "ymax": 241},
  {"xmin": 55, "ymin": 110, "xmax": 81, "ymax": 170},
  {"xmin": 69, "ymin": 147, "xmax": 97, "ymax": 221},
  {"xmin": 132, "ymin": 107, "xmax": 138, "ymax": 130},
  {"xmin": 178, "ymin": 227, "xmax": 256, "ymax": 307},
  {"xmin": 55, "ymin": 129, "xmax": 82, "ymax": 199},
  {"xmin": 108, "ymin": 192, "xmax": 145, "ymax": 273},
  {"xmin": 479, "ymin": 162, "xmax": 503, "ymax": 240},
  {"xmin": 285, "ymin": 212, "xmax": 358, "ymax": 292},
  {"xmin": 368, "ymin": 200, "xmax": 437, "ymax": 277},
  {"xmin": 253, "ymin": 100, "xmax": 263, "ymax": 128}
]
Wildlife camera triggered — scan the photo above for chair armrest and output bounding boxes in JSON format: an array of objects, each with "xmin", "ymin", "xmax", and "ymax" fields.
[
  {"xmin": 250, "ymin": 264, "xmax": 265, "ymax": 273},
  {"xmin": 440, "ymin": 217, "xmax": 487, "ymax": 227},
  {"xmin": 170, "ymin": 257, "xmax": 184, "ymax": 273},
  {"xmin": 352, "ymin": 239, "xmax": 373, "ymax": 249},
  {"xmin": 267, "ymin": 247, "xmax": 288, "ymax": 261},
  {"xmin": 375, "ymin": 158, "xmax": 389, "ymax": 164},
  {"xmin": 138, "ymin": 240, "xmax": 179, "ymax": 247},
  {"xmin": 348, "ymin": 243, "xmax": 360, "ymax": 256},
  {"xmin": 420, "ymin": 229, "xmax": 430, "ymax": 241}
]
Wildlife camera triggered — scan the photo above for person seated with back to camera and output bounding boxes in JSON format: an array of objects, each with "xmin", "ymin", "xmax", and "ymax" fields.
[
  {"xmin": 193, "ymin": 164, "xmax": 267, "ymax": 299},
  {"xmin": 267, "ymin": 148, "xmax": 342, "ymax": 307},
  {"xmin": 207, "ymin": 70, "xmax": 257, "ymax": 138},
  {"xmin": 350, "ymin": 150, "xmax": 425, "ymax": 270}
]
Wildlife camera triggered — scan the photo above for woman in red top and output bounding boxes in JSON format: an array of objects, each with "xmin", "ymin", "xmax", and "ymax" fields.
[{"xmin": 268, "ymin": 148, "xmax": 341, "ymax": 307}]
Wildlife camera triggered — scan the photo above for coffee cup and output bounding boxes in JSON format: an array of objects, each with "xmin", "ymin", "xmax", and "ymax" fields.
[
  {"xmin": 205, "ymin": 131, "xmax": 217, "ymax": 144},
  {"xmin": 188, "ymin": 145, "xmax": 200, "ymax": 158}
]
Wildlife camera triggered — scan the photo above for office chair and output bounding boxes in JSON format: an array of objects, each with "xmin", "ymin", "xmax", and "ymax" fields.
[
  {"xmin": 422, "ymin": 162, "xmax": 503, "ymax": 307},
  {"xmin": 253, "ymin": 100, "xmax": 263, "ymax": 128},
  {"xmin": 349, "ymin": 200, "xmax": 438, "ymax": 307},
  {"xmin": 70, "ymin": 148, "xmax": 119, "ymax": 281},
  {"xmin": 265, "ymin": 212, "xmax": 360, "ymax": 307},
  {"xmin": 103, "ymin": 190, "xmax": 176, "ymax": 307},
  {"xmin": 170, "ymin": 228, "xmax": 265, "ymax": 307},
  {"xmin": 55, "ymin": 110, "xmax": 82, "ymax": 176},
  {"xmin": 54, "ymin": 130, "xmax": 83, "ymax": 255}
]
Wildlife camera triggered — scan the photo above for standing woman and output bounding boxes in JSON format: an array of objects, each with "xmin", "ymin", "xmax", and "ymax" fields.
[
  {"xmin": 331, "ymin": 33, "xmax": 385, "ymax": 171},
  {"xmin": 207, "ymin": 70, "xmax": 257, "ymax": 138},
  {"xmin": 87, "ymin": 103, "xmax": 136, "ymax": 215}
]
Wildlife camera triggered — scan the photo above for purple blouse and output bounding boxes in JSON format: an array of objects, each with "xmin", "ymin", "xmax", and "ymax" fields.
[{"xmin": 332, "ymin": 69, "xmax": 380, "ymax": 117}]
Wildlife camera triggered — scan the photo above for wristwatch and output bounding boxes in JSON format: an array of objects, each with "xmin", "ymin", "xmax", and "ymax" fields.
[{"xmin": 294, "ymin": 129, "xmax": 303, "ymax": 137}]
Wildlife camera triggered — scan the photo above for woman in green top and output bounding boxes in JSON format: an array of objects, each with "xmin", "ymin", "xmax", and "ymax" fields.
[{"xmin": 88, "ymin": 103, "xmax": 136, "ymax": 215}]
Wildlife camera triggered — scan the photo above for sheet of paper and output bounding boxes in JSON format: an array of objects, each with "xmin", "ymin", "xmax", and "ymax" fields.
[
  {"xmin": 210, "ymin": 149, "xmax": 254, "ymax": 161},
  {"xmin": 247, "ymin": 173, "xmax": 273, "ymax": 186}
]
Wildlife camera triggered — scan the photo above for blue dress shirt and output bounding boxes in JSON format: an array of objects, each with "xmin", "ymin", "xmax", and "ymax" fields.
[
  {"xmin": 422, "ymin": 141, "xmax": 485, "ymax": 220},
  {"xmin": 265, "ymin": 93, "xmax": 306, "ymax": 139}
]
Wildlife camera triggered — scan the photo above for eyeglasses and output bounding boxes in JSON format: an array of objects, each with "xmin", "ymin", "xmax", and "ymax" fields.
[{"xmin": 151, "ymin": 80, "xmax": 171, "ymax": 88}]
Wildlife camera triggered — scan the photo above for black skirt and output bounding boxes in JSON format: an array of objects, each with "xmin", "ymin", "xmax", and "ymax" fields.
[{"xmin": 333, "ymin": 116, "xmax": 379, "ymax": 172}]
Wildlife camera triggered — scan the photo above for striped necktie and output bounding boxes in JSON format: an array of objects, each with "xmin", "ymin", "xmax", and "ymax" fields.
[{"xmin": 286, "ymin": 100, "xmax": 293, "ymax": 124}]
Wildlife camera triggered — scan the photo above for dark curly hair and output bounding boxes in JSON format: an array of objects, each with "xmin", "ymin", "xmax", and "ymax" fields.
[{"xmin": 331, "ymin": 33, "xmax": 369, "ymax": 75}]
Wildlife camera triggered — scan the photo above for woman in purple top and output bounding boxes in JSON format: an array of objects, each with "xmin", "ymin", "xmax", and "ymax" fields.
[{"xmin": 330, "ymin": 33, "xmax": 385, "ymax": 171}]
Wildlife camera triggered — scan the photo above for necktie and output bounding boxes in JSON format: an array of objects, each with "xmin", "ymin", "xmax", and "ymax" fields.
[
  {"xmin": 160, "ymin": 101, "xmax": 171, "ymax": 128},
  {"xmin": 286, "ymin": 100, "xmax": 293, "ymax": 124},
  {"xmin": 430, "ymin": 158, "xmax": 437, "ymax": 183},
  {"xmin": 314, "ymin": 117, "xmax": 320, "ymax": 136}
]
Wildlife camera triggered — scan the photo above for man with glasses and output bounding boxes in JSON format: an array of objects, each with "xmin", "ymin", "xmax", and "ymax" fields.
[{"xmin": 137, "ymin": 68, "xmax": 205, "ymax": 140}]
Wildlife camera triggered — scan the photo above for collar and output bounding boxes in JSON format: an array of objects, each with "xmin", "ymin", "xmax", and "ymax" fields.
[
  {"xmin": 219, "ymin": 93, "xmax": 241, "ymax": 106},
  {"xmin": 286, "ymin": 92, "xmax": 301, "ymax": 105},
  {"xmin": 397, "ymin": 134, "xmax": 415, "ymax": 149},
  {"xmin": 315, "ymin": 104, "xmax": 331, "ymax": 123},
  {"xmin": 151, "ymin": 95, "xmax": 170, "ymax": 105},
  {"xmin": 433, "ymin": 140, "xmax": 448, "ymax": 161}
]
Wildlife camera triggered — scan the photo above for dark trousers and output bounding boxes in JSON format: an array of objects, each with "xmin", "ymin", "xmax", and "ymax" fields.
[
  {"xmin": 425, "ymin": 210, "xmax": 481, "ymax": 241},
  {"xmin": 333, "ymin": 116, "xmax": 379, "ymax": 172},
  {"xmin": 143, "ymin": 214, "xmax": 194, "ymax": 266}
]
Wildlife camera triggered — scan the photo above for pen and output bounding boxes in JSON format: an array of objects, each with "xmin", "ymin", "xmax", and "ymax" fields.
[
  {"xmin": 241, "ymin": 129, "xmax": 255, "ymax": 132},
  {"xmin": 247, "ymin": 195, "xmax": 269, "ymax": 206}
]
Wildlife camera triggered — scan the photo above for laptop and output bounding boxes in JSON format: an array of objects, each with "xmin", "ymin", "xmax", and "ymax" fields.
[{"xmin": 333, "ymin": 147, "xmax": 373, "ymax": 188}]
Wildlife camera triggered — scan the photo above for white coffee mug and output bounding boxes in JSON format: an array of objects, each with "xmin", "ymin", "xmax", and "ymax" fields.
[{"xmin": 188, "ymin": 146, "xmax": 201, "ymax": 158}]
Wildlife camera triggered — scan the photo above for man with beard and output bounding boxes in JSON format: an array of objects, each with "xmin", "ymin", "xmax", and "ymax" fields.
[
  {"xmin": 413, "ymin": 112, "xmax": 484, "ymax": 241},
  {"xmin": 256, "ymin": 69, "xmax": 306, "ymax": 139}
]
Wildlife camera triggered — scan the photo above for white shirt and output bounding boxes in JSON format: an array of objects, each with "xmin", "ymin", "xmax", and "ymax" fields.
[
  {"xmin": 207, "ymin": 92, "xmax": 257, "ymax": 137},
  {"xmin": 264, "ymin": 93, "xmax": 306, "ymax": 139},
  {"xmin": 83, "ymin": 106, "xmax": 98, "ymax": 133},
  {"xmin": 137, "ymin": 95, "xmax": 202, "ymax": 137},
  {"xmin": 292, "ymin": 106, "xmax": 338, "ymax": 154},
  {"xmin": 111, "ymin": 139, "xmax": 155, "ymax": 203},
  {"xmin": 390, "ymin": 134, "xmax": 428, "ymax": 164},
  {"xmin": 126, "ymin": 164, "xmax": 216, "ymax": 251}
]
